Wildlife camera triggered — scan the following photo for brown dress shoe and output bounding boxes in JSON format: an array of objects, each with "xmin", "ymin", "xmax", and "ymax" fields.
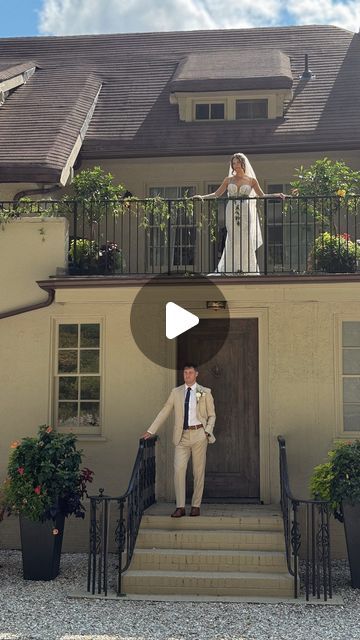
[
  {"xmin": 190, "ymin": 507, "xmax": 200, "ymax": 517},
  {"xmin": 171, "ymin": 507, "xmax": 186, "ymax": 518}
]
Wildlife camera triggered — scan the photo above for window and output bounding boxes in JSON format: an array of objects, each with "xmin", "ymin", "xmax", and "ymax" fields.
[
  {"xmin": 195, "ymin": 103, "xmax": 224, "ymax": 120},
  {"xmin": 342, "ymin": 322, "xmax": 360, "ymax": 432},
  {"xmin": 54, "ymin": 322, "xmax": 102, "ymax": 433},
  {"xmin": 148, "ymin": 186, "xmax": 196, "ymax": 270},
  {"xmin": 266, "ymin": 183, "xmax": 303, "ymax": 272},
  {"xmin": 236, "ymin": 99, "xmax": 268, "ymax": 119}
]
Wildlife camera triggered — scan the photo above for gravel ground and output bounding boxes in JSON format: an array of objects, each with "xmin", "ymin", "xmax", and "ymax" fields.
[{"xmin": 0, "ymin": 551, "xmax": 359, "ymax": 640}]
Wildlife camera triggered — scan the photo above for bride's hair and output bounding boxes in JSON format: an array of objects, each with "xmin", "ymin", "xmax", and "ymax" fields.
[{"xmin": 230, "ymin": 153, "xmax": 246, "ymax": 173}]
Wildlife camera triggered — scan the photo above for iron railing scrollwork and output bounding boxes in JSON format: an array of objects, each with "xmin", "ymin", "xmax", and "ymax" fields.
[
  {"xmin": 277, "ymin": 436, "xmax": 332, "ymax": 600},
  {"xmin": 87, "ymin": 436, "xmax": 157, "ymax": 597}
]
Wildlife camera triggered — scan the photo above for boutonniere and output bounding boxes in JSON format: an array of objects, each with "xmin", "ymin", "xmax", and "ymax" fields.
[{"xmin": 196, "ymin": 388, "xmax": 206, "ymax": 402}]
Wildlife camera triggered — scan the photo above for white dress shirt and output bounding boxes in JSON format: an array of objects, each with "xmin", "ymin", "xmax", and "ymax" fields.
[{"xmin": 184, "ymin": 383, "xmax": 198, "ymax": 426}]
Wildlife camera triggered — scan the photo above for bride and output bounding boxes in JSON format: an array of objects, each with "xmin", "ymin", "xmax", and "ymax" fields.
[{"xmin": 194, "ymin": 153, "xmax": 286, "ymax": 274}]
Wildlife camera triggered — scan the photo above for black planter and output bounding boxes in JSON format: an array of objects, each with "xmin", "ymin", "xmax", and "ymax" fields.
[
  {"xmin": 342, "ymin": 501, "xmax": 360, "ymax": 588},
  {"xmin": 19, "ymin": 513, "xmax": 65, "ymax": 581}
]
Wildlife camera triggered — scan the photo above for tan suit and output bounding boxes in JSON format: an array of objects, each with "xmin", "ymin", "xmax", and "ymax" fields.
[{"xmin": 148, "ymin": 384, "xmax": 216, "ymax": 508}]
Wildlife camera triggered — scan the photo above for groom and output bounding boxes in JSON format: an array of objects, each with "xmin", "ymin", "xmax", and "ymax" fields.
[{"xmin": 141, "ymin": 363, "xmax": 216, "ymax": 517}]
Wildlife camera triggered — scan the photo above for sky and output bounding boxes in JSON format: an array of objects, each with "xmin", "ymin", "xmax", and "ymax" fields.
[{"xmin": 0, "ymin": 0, "xmax": 359, "ymax": 38}]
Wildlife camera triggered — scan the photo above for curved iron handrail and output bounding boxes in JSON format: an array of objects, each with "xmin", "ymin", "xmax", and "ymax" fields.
[
  {"xmin": 87, "ymin": 436, "xmax": 157, "ymax": 597},
  {"xmin": 277, "ymin": 435, "xmax": 332, "ymax": 600}
]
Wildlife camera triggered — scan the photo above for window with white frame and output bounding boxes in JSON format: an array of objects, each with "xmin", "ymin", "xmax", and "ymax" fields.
[
  {"xmin": 148, "ymin": 186, "xmax": 196, "ymax": 269},
  {"xmin": 195, "ymin": 102, "xmax": 225, "ymax": 120},
  {"xmin": 236, "ymin": 99, "xmax": 268, "ymax": 119},
  {"xmin": 54, "ymin": 322, "xmax": 102, "ymax": 433},
  {"xmin": 266, "ymin": 183, "xmax": 309, "ymax": 272},
  {"xmin": 342, "ymin": 321, "xmax": 360, "ymax": 432}
]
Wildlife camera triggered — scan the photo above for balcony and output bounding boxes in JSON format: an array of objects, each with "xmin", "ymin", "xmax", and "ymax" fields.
[{"xmin": 2, "ymin": 196, "xmax": 360, "ymax": 279}]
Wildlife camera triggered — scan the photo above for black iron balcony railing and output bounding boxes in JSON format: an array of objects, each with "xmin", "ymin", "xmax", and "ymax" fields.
[
  {"xmin": 277, "ymin": 436, "xmax": 332, "ymax": 601},
  {"xmin": 2, "ymin": 195, "xmax": 360, "ymax": 276}
]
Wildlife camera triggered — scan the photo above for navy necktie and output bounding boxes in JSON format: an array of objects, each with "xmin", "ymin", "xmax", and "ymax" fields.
[{"xmin": 183, "ymin": 387, "xmax": 191, "ymax": 429}]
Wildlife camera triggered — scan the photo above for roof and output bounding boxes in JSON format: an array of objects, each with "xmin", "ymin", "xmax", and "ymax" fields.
[
  {"xmin": 0, "ymin": 25, "xmax": 358, "ymax": 183},
  {"xmin": 170, "ymin": 50, "xmax": 293, "ymax": 91}
]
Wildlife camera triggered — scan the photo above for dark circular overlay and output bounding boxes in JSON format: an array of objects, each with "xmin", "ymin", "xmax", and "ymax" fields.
[{"xmin": 130, "ymin": 274, "xmax": 230, "ymax": 369}]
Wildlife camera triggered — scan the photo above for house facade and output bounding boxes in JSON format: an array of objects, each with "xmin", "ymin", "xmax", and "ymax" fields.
[{"xmin": 1, "ymin": 25, "xmax": 360, "ymax": 557}]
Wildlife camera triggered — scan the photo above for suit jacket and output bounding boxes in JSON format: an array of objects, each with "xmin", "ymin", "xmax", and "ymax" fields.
[{"xmin": 148, "ymin": 383, "xmax": 216, "ymax": 446}]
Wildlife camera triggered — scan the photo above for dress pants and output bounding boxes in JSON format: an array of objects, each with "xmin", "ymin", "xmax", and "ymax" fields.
[{"xmin": 174, "ymin": 428, "xmax": 208, "ymax": 508}]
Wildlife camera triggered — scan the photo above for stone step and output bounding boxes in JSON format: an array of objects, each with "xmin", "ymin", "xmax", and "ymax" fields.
[
  {"xmin": 141, "ymin": 513, "xmax": 283, "ymax": 531},
  {"xmin": 131, "ymin": 548, "xmax": 288, "ymax": 572},
  {"xmin": 136, "ymin": 528, "xmax": 286, "ymax": 551},
  {"xmin": 122, "ymin": 569, "xmax": 294, "ymax": 597}
]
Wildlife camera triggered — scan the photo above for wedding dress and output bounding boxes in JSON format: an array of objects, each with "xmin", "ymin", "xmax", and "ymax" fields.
[{"xmin": 216, "ymin": 182, "xmax": 263, "ymax": 274}]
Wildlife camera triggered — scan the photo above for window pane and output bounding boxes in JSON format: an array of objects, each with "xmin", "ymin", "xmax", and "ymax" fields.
[
  {"xmin": 196, "ymin": 104, "xmax": 209, "ymax": 120},
  {"xmin": 80, "ymin": 376, "xmax": 100, "ymax": 400},
  {"xmin": 59, "ymin": 377, "xmax": 78, "ymax": 400},
  {"xmin": 58, "ymin": 402, "xmax": 78, "ymax": 427},
  {"xmin": 343, "ymin": 349, "xmax": 360, "ymax": 374},
  {"xmin": 236, "ymin": 101, "xmax": 250, "ymax": 119},
  {"xmin": 58, "ymin": 350, "xmax": 78, "ymax": 373},
  {"xmin": 253, "ymin": 100, "xmax": 268, "ymax": 118},
  {"xmin": 211, "ymin": 103, "xmax": 224, "ymax": 119},
  {"xmin": 80, "ymin": 350, "xmax": 99, "ymax": 373},
  {"xmin": 80, "ymin": 402, "xmax": 100, "ymax": 427},
  {"xmin": 236, "ymin": 100, "xmax": 267, "ymax": 119},
  {"xmin": 343, "ymin": 404, "xmax": 360, "ymax": 431},
  {"xmin": 80, "ymin": 324, "xmax": 100, "ymax": 348},
  {"xmin": 343, "ymin": 378, "xmax": 360, "ymax": 403},
  {"xmin": 59, "ymin": 324, "xmax": 78, "ymax": 348},
  {"xmin": 343, "ymin": 322, "xmax": 360, "ymax": 347}
]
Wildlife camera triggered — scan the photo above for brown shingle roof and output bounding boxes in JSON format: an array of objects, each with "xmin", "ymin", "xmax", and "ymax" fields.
[
  {"xmin": 170, "ymin": 50, "xmax": 293, "ymax": 91},
  {"xmin": 0, "ymin": 25, "xmax": 358, "ymax": 183}
]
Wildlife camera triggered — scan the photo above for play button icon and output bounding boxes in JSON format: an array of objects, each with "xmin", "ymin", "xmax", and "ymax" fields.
[
  {"xmin": 130, "ymin": 273, "xmax": 230, "ymax": 369},
  {"xmin": 166, "ymin": 302, "xmax": 199, "ymax": 339}
]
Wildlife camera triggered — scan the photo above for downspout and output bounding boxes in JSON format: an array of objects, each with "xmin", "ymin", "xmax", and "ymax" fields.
[
  {"xmin": 13, "ymin": 184, "xmax": 61, "ymax": 202},
  {"xmin": 0, "ymin": 284, "xmax": 55, "ymax": 320}
]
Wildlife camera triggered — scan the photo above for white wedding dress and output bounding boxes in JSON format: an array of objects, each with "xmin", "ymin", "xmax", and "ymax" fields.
[{"xmin": 216, "ymin": 182, "xmax": 263, "ymax": 274}]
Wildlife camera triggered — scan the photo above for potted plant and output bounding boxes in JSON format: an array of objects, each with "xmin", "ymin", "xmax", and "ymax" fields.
[
  {"xmin": 2, "ymin": 425, "xmax": 94, "ymax": 581},
  {"xmin": 308, "ymin": 232, "xmax": 357, "ymax": 273},
  {"xmin": 310, "ymin": 440, "xmax": 360, "ymax": 588},
  {"xmin": 69, "ymin": 238, "xmax": 123, "ymax": 274}
]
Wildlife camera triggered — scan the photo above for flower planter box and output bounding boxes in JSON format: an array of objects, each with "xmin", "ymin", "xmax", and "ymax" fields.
[
  {"xmin": 19, "ymin": 514, "xmax": 65, "ymax": 581},
  {"xmin": 342, "ymin": 502, "xmax": 360, "ymax": 589}
]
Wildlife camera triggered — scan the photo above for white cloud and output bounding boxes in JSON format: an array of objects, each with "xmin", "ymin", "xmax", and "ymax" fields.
[
  {"xmin": 287, "ymin": 0, "xmax": 360, "ymax": 31},
  {"xmin": 38, "ymin": 0, "xmax": 359, "ymax": 35}
]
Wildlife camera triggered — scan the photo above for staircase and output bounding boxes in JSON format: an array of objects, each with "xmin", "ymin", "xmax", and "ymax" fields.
[{"xmin": 122, "ymin": 504, "xmax": 294, "ymax": 598}]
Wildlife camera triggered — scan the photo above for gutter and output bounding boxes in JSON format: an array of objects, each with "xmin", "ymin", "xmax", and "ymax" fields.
[{"xmin": 0, "ymin": 284, "xmax": 55, "ymax": 320}]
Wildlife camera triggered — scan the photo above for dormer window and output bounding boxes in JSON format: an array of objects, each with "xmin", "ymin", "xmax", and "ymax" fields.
[
  {"xmin": 170, "ymin": 49, "xmax": 293, "ymax": 123},
  {"xmin": 236, "ymin": 99, "xmax": 268, "ymax": 120},
  {"xmin": 195, "ymin": 102, "xmax": 225, "ymax": 120},
  {"xmin": 0, "ymin": 61, "xmax": 36, "ymax": 106}
]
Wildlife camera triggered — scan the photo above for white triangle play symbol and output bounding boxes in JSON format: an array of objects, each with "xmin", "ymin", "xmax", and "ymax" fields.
[{"xmin": 166, "ymin": 302, "xmax": 199, "ymax": 340}]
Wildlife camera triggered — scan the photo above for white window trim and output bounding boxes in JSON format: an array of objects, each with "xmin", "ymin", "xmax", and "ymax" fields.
[
  {"xmin": 171, "ymin": 89, "xmax": 291, "ymax": 122},
  {"xmin": 50, "ymin": 317, "xmax": 105, "ymax": 435},
  {"xmin": 334, "ymin": 315, "xmax": 360, "ymax": 439},
  {"xmin": 193, "ymin": 99, "xmax": 226, "ymax": 121}
]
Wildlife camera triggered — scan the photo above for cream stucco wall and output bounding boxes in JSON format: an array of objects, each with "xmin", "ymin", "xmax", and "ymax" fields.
[
  {"xmin": 0, "ymin": 218, "xmax": 68, "ymax": 312},
  {"xmin": 79, "ymin": 150, "xmax": 360, "ymax": 197},
  {"xmin": 1, "ymin": 276, "xmax": 359, "ymax": 555}
]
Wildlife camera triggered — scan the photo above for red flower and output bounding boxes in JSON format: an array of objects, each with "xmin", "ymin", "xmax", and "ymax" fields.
[
  {"xmin": 17, "ymin": 467, "xmax": 25, "ymax": 475},
  {"xmin": 341, "ymin": 233, "xmax": 351, "ymax": 241},
  {"xmin": 46, "ymin": 426, "xmax": 53, "ymax": 433},
  {"xmin": 34, "ymin": 485, "xmax": 41, "ymax": 495}
]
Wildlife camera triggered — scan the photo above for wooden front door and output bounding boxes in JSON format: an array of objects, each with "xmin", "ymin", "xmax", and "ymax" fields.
[{"xmin": 177, "ymin": 318, "xmax": 259, "ymax": 501}]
